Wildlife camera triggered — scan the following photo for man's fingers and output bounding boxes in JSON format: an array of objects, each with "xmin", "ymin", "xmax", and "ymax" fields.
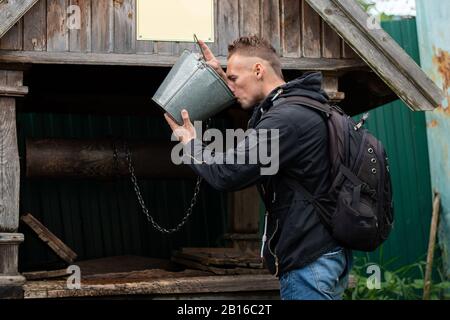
[
  {"xmin": 164, "ymin": 113, "xmax": 179, "ymax": 131},
  {"xmin": 181, "ymin": 109, "xmax": 192, "ymax": 127},
  {"xmin": 198, "ymin": 40, "xmax": 215, "ymax": 61}
]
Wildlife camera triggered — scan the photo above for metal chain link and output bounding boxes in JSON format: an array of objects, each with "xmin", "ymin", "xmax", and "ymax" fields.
[{"xmin": 111, "ymin": 118, "xmax": 211, "ymax": 234}]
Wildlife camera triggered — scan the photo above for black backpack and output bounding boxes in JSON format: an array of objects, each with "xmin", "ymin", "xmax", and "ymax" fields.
[{"xmin": 279, "ymin": 96, "xmax": 394, "ymax": 252}]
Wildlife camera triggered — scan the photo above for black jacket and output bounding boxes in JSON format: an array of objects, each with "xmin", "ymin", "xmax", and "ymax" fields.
[{"xmin": 183, "ymin": 72, "xmax": 339, "ymax": 277}]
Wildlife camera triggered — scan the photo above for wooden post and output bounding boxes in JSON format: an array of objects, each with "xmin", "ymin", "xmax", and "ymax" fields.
[
  {"xmin": 225, "ymin": 186, "xmax": 261, "ymax": 254},
  {"xmin": 0, "ymin": 69, "xmax": 28, "ymax": 299}
]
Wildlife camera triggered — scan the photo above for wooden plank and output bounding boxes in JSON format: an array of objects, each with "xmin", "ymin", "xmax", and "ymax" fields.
[
  {"xmin": 332, "ymin": 0, "xmax": 443, "ymax": 108},
  {"xmin": 69, "ymin": 0, "xmax": 91, "ymax": 52},
  {"xmin": 47, "ymin": 0, "xmax": 69, "ymax": 51},
  {"xmin": 171, "ymin": 256, "xmax": 267, "ymax": 275},
  {"xmin": 217, "ymin": 0, "xmax": 239, "ymax": 56},
  {"xmin": 0, "ymin": 85, "xmax": 29, "ymax": 97},
  {"xmin": 23, "ymin": 0, "xmax": 47, "ymax": 51},
  {"xmin": 0, "ymin": 50, "xmax": 368, "ymax": 71},
  {"xmin": 91, "ymin": 0, "xmax": 113, "ymax": 52},
  {"xmin": 239, "ymin": 0, "xmax": 260, "ymax": 37},
  {"xmin": 113, "ymin": 0, "xmax": 135, "ymax": 54},
  {"xmin": 0, "ymin": 20, "xmax": 23, "ymax": 50},
  {"xmin": 281, "ymin": 0, "xmax": 301, "ymax": 58},
  {"xmin": 24, "ymin": 274, "xmax": 280, "ymax": 299},
  {"xmin": 261, "ymin": 0, "xmax": 281, "ymax": 53},
  {"xmin": 175, "ymin": 247, "xmax": 262, "ymax": 266},
  {"xmin": 342, "ymin": 41, "xmax": 358, "ymax": 59},
  {"xmin": 23, "ymin": 269, "xmax": 69, "ymax": 280},
  {"xmin": 0, "ymin": 96, "xmax": 20, "ymax": 232},
  {"xmin": 302, "ymin": 0, "xmax": 321, "ymax": 58},
  {"xmin": 306, "ymin": 0, "xmax": 443, "ymax": 111},
  {"xmin": 322, "ymin": 20, "xmax": 341, "ymax": 58},
  {"xmin": 21, "ymin": 213, "xmax": 77, "ymax": 263},
  {"xmin": 0, "ymin": 0, "xmax": 40, "ymax": 39},
  {"xmin": 229, "ymin": 186, "xmax": 260, "ymax": 233}
]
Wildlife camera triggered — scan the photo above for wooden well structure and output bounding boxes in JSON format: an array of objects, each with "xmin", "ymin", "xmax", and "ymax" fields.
[{"xmin": 0, "ymin": 0, "xmax": 443, "ymax": 299}]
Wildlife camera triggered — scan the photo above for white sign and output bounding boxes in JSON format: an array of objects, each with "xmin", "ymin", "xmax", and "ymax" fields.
[{"xmin": 137, "ymin": 0, "xmax": 214, "ymax": 42}]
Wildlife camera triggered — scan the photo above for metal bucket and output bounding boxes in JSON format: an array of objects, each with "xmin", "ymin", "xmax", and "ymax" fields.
[{"xmin": 152, "ymin": 50, "xmax": 236, "ymax": 125}]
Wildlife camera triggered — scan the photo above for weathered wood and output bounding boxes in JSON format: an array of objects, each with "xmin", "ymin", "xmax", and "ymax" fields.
[
  {"xmin": 0, "ymin": 50, "xmax": 368, "ymax": 71},
  {"xmin": 174, "ymin": 247, "xmax": 262, "ymax": 267},
  {"xmin": 262, "ymin": 0, "xmax": 281, "ymax": 53},
  {"xmin": 322, "ymin": 20, "xmax": 341, "ymax": 58},
  {"xmin": 306, "ymin": 0, "xmax": 444, "ymax": 111},
  {"xmin": 47, "ymin": 0, "xmax": 69, "ymax": 51},
  {"xmin": 0, "ymin": 93, "xmax": 20, "ymax": 231},
  {"xmin": 423, "ymin": 192, "xmax": 440, "ymax": 300},
  {"xmin": 113, "ymin": 0, "xmax": 135, "ymax": 54},
  {"xmin": 223, "ymin": 233, "xmax": 261, "ymax": 253},
  {"xmin": 229, "ymin": 186, "xmax": 260, "ymax": 233},
  {"xmin": 21, "ymin": 213, "xmax": 77, "ymax": 263},
  {"xmin": 23, "ymin": 0, "xmax": 47, "ymax": 51},
  {"xmin": 91, "ymin": 0, "xmax": 113, "ymax": 52},
  {"xmin": 281, "ymin": 0, "xmax": 301, "ymax": 58},
  {"xmin": 23, "ymin": 268, "xmax": 70, "ymax": 280},
  {"xmin": 0, "ymin": 0, "xmax": 39, "ymax": 39},
  {"xmin": 218, "ymin": 0, "xmax": 239, "ymax": 56},
  {"xmin": 24, "ymin": 274, "xmax": 280, "ymax": 299},
  {"xmin": 0, "ymin": 85, "xmax": 29, "ymax": 97},
  {"xmin": 302, "ymin": 0, "xmax": 321, "ymax": 58},
  {"xmin": 0, "ymin": 20, "xmax": 23, "ymax": 50},
  {"xmin": 239, "ymin": 0, "xmax": 260, "ymax": 37},
  {"xmin": 25, "ymin": 138, "xmax": 195, "ymax": 179},
  {"xmin": 171, "ymin": 256, "xmax": 267, "ymax": 276},
  {"xmin": 0, "ymin": 233, "xmax": 24, "ymax": 274},
  {"xmin": 69, "ymin": 0, "xmax": 91, "ymax": 52},
  {"xmin": 322, "ymin": 74, "xmax": 345, "ymax": 102}
]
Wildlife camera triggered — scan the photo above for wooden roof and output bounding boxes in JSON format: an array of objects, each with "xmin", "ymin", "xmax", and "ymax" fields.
[
  {"xmin": 306, "ymin": 0, "xmax": 444, "ymax": 111},
  {"xmin": 0, "ymin": 0, "xmax": 444, "ymax": 112}
]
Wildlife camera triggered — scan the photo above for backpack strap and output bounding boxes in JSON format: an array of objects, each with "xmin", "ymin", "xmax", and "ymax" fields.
[
  {"xmin": 276, "ymin": 96, "xmax": 333, "ymax": 116},
  {"xmin": 281, "ymin": 172, "xmax": 333, "ymax": 231}
]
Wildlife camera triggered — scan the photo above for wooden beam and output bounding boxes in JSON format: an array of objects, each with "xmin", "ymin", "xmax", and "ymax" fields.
[
  {"xmin": 0, "ymin": 71, "xmax": 22, "ymax": 233},
  {"xmin": 305, "ymin": 0, "xmax": 445, "ymax": 111},
  {"xmin": 0, "ymin": 50, "xmax": 368, "ymax": 72},
  {"xmin": 0, "ymin": 84, "xmax": 28, "ymax": 97},
  {"xmin": 24, "ymin": 274, "xmax": 280, "ymax": 299},
  {"xmin": 0, "ymin": 0, "xmax": 40, "ymax": 39},
  {"xmin": 25, "ymin": 138, "xmax": 195, "ymax": 179},
  {"xmin": 21, "ymin": 213, "xmax": 77, "ymax": 264}
]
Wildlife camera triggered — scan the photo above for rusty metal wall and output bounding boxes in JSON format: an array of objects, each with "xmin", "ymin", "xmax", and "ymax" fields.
[{"xmin": 416, "ymin": 0, "xmax": 450, "ymax": 278}]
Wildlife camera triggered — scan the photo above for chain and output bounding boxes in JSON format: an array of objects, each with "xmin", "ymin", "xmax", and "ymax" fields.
[{"xmin": 111, "ymin": 140, "xmax": 202, "ymax": 234}]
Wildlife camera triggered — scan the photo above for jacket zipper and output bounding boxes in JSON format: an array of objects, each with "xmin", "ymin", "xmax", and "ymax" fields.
[{"xmin": 267, "ymin": 219, "xmax": 280, "ymax": 277}]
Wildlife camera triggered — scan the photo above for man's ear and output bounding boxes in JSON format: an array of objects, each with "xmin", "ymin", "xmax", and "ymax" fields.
[{"xmin": 254, "ymin": 63, "xmax": 264, "ymax": 80}]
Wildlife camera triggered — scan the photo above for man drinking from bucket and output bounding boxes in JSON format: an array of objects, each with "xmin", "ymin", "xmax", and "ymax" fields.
[{"xmin": 164, "ymin": 35, "xmax": 352, "ymax": 300}]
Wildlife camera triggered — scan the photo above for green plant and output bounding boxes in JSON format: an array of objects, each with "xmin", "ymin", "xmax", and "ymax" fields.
[{"xmin": 344, "ymin": 252, "xmax": 450, "ymax": 300}]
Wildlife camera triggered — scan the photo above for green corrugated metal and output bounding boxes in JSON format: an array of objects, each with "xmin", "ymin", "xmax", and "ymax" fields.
[
  {"xmin": 17, "ymin": 112, "xmax": 229, "ymax": 271},
  {"xmin": 352, "ymin": 18, "xmax": 433, "ymax": 268}
]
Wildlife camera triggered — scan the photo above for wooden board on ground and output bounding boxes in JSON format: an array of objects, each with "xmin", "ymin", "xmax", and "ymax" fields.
[
  {"xmin": 174, "ymin": 247, "xmax": 263, "ymax": 268},
  {"xmin": 20, "ymin": 213, "xmax": 77, "ymax": 263},
  {"xmin": 171, "ymin": 256, "xmax": 268, "ymax": 276},
  {"xmin": 23, "ymin": 268, "xmax": 69, "ymax": 280}
]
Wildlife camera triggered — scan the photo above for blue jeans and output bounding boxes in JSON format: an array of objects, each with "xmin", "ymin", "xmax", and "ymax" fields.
[{"xmin": 279, "ymin": 247, "xmax": 353, "ymax": 300}]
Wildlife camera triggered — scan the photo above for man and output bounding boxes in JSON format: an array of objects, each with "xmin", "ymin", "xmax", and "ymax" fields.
[{"xmin": 164, "ymin": 36, "xmax": 352, "ymax": 300}]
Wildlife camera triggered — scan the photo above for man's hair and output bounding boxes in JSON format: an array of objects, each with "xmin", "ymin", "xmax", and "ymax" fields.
[{"xmin": 228, "ymin": 35, "xmax": 283, "ymax": 79}]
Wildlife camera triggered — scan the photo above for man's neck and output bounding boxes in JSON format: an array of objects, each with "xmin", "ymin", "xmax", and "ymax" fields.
[{"xmin": 263, "ymin": 79, "xmax": 287, "ymax": 98}]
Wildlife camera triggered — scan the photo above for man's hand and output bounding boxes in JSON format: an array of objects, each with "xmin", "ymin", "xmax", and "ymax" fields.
[
  {"xmin": 198, "ymin": 40, "xmax": 227, "ymax": 81},
  {"xmin": 164, "ymin": 109, "xmax": 197, "ymax": 145}
]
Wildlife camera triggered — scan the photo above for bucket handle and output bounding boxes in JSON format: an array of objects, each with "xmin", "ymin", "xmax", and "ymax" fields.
[{"xmin": 193, "ymin": 34, "xmax": 207, "ymax": 61}]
